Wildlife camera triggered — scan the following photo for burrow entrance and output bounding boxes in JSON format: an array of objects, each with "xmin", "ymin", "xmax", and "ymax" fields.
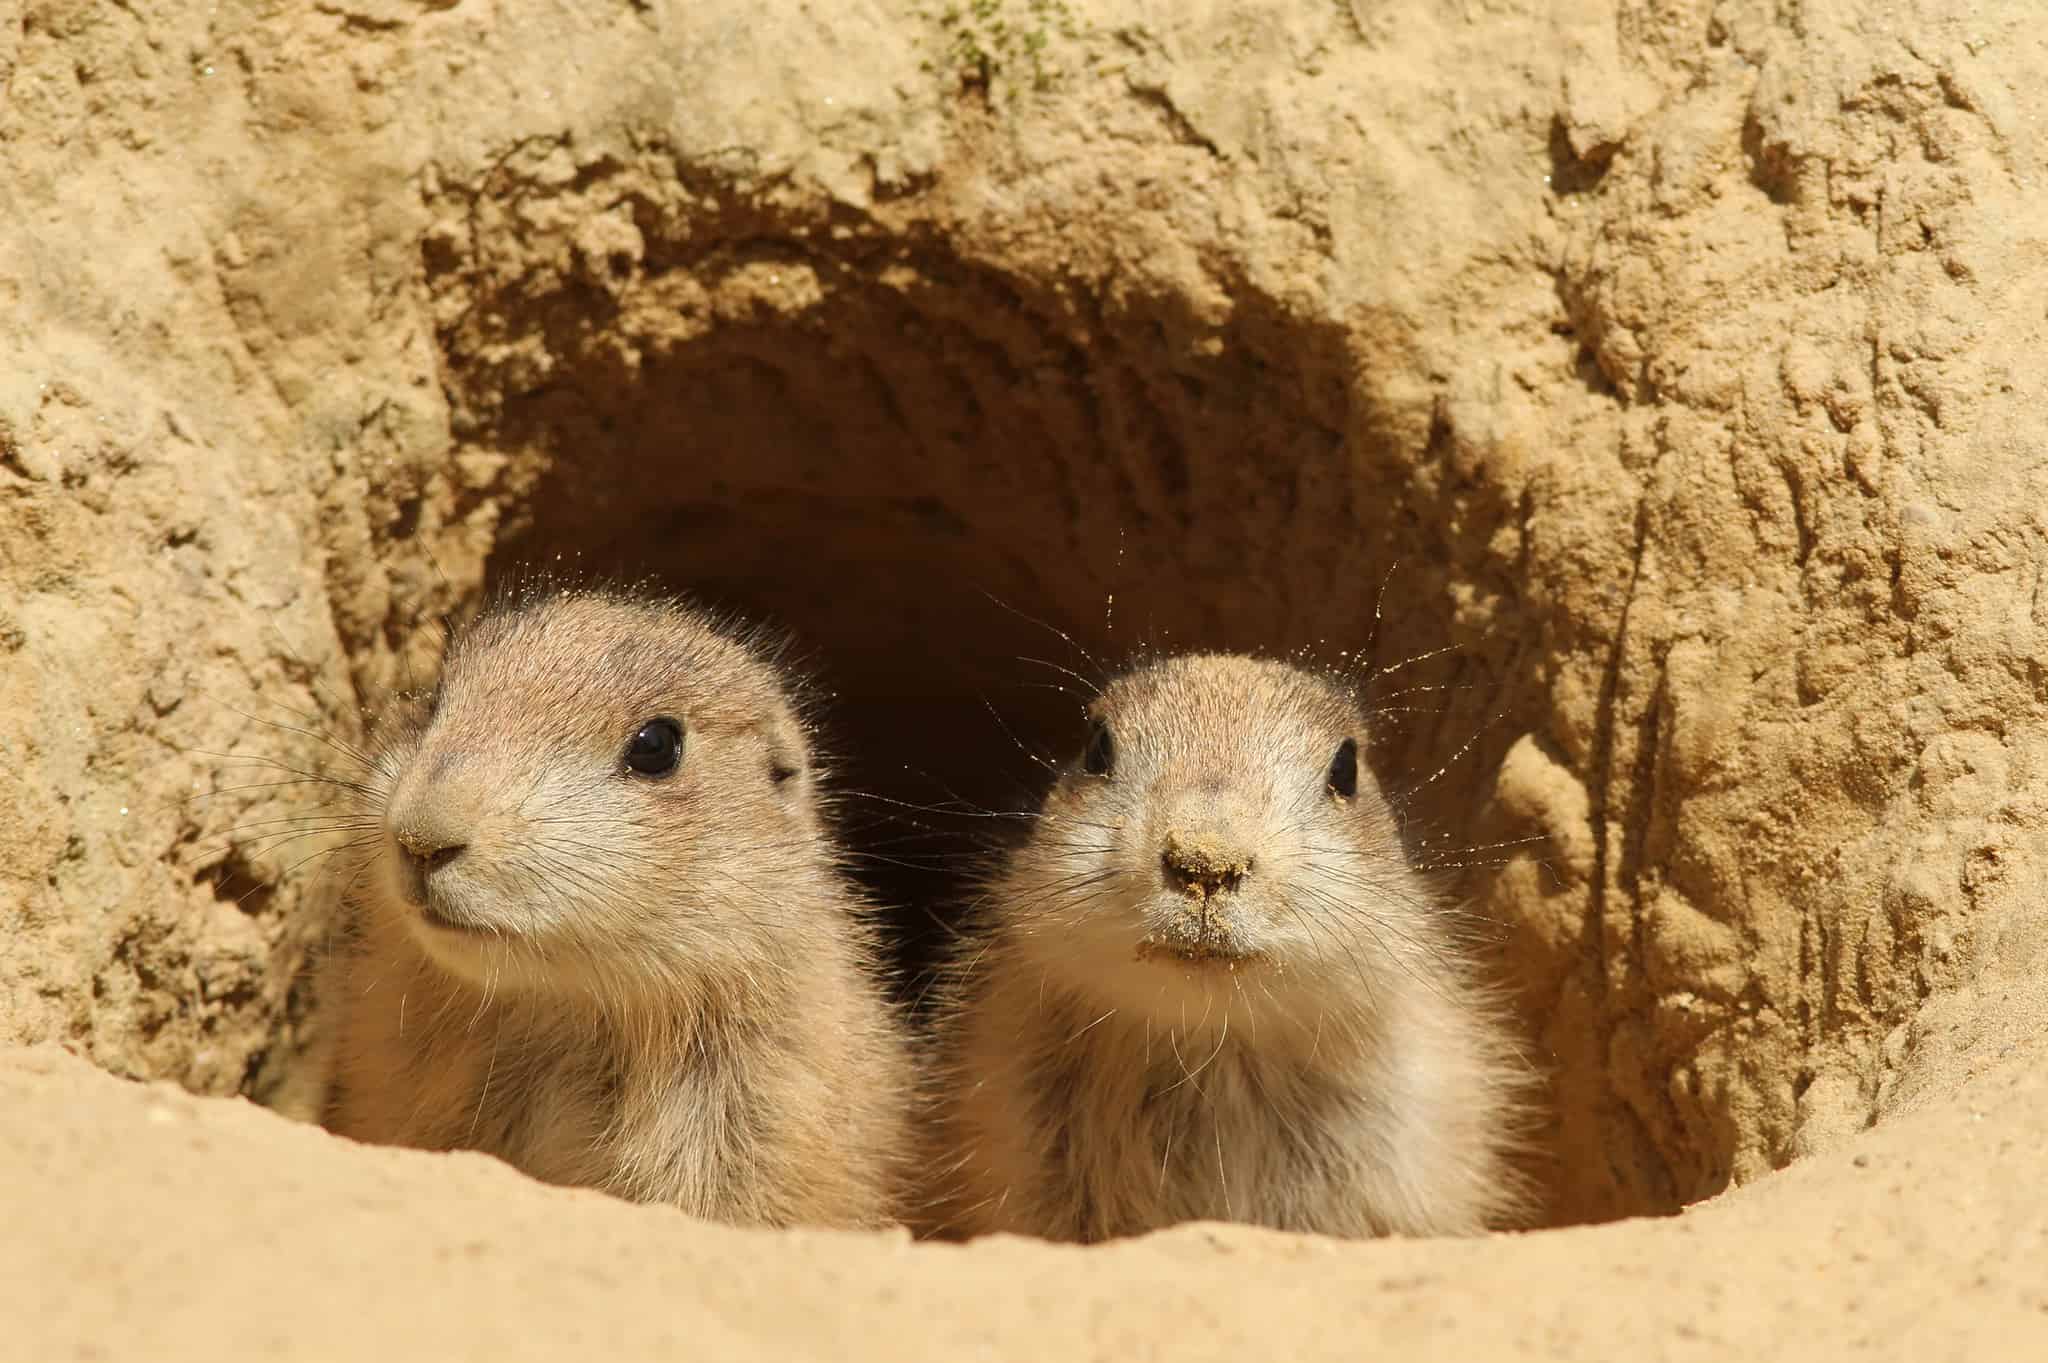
[{"xmin": 380, "ymin": 158, "xmax": 1564, "ymax": 1203}]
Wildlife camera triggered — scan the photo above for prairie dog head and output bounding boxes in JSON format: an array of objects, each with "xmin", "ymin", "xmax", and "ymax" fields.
[
  {"xmin": 363, "ymin": 589, "xmax": 828, "ymax": 1001},
  {"xmin": 998, "ymin": 653, "xmax": 1432, "ymax": 1029}
]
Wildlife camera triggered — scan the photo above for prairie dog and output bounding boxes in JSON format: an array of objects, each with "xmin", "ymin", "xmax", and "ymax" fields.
[
  {"xmin": 924, "ymin": 653, "xmax": 1531, "ymax": 1242},
  {"xmin": 320, "ymin": 587, "xmax": 913, "ymax": 1228}
]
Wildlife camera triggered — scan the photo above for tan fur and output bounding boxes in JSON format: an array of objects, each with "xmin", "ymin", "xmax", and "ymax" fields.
[
  {"xmin": 320, "ymin": 588, "xmax": 913, "ymax": 1228},
  {"xmin": 922, "ymin": 653, "xmax": 1534, "ymax": 1242}
]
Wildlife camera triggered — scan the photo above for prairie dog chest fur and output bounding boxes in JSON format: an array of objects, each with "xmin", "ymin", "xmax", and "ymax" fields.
[
  {"xmin": 320, "ymin": 586, "xmax": 913, "ymax": 1229},
  {"xmin": 924, "ymin": 652, "xmax": 1532, "ymax": 1242}
]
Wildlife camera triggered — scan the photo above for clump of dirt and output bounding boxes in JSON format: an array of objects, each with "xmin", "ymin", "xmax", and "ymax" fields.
[{"xmin": 1162, "ymin": 829, "xmax": 1253, "ymax": 898}]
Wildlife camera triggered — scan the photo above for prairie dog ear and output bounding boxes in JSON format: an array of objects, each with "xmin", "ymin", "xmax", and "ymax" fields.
[{"xmin": 762, "ymin": 710, "xmax": 810, "ymax": 789}]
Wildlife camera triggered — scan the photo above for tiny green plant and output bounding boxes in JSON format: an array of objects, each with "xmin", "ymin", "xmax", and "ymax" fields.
[{"xmin": 921, "ymin": 0, "xmax": 1085, "ymax": 100}]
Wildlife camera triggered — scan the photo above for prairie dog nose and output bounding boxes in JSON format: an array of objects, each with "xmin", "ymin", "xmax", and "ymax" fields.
[
  {"xmin": 387, "ymin": 796, "xmax": 478, "ymax": 904},
  {"xmin": 397, "ymin": 830, "xmax": 467, "ymax": 873},
  {"xmin": 1161, "ymin": 827, "xmax": 1254, "ymax": 899}
]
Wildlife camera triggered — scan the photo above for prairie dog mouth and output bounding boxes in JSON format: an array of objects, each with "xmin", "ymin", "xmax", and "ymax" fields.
[
  {"xmin": 1136, "ymin": 899, "xmax": 1264, "ymax": 964},
  {"xmin": 417, "ymin": 897, "xmax": 492, "ymax": 936},
  {"xmin": 1134, "ymin": 937, "xmax": 1267, "ymax": 966}
]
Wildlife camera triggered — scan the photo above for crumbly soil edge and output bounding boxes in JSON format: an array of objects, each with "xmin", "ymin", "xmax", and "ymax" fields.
[{"xmin": 3, "ymin": 1039, "xmax": 2043, "ymax": 1360}]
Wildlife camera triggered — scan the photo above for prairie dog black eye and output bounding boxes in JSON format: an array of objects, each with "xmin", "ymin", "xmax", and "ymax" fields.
[
  {"xmin": 1327, "ymin": 737, "xmax": 1359, "ymax": 800},
  {"xmin": 1082, "ymin": 720, "xmax": 1116, "ymax": 778},
  {"xmin": 623, "ymin": 716, "xmax": 684, "ymax": 778}
]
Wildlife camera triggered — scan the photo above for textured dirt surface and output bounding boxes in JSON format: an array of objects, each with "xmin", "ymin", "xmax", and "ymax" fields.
[
  {"xmin": 6, "ymin": 0, "xmax": 2048, "ymax": 1338},
  {"xmin": 6, "ymin": 1038, "xmax": 2046, "ymax": 1359}
]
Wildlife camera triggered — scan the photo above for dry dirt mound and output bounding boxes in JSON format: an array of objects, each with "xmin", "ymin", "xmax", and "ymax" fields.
[
  {"xmin": 5, "ymin": 0, "xmax": 2048, "ymax": 1346},
  {"xmin": 4, "ymin": 1039, "xmax": 2044, "ymax": 1359}
]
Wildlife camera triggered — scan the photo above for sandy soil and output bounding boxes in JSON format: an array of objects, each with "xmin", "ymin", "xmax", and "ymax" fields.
[
  {"xmin": 5, "ymin": 0, "xmax": 2048, "ymax": 1348},
  {"xmin": 4, "ymin": 1038, "xmax": 2044, "ymax": 1359}
]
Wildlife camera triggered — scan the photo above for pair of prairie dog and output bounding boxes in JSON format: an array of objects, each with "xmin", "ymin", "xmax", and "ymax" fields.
[{"xmin": 318, "ymin": 585, "xmax": 1530, "ymax": 1238}]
